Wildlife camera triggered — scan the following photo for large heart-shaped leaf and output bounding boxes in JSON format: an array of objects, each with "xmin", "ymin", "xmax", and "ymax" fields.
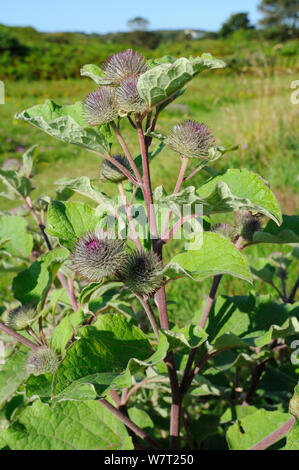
[
  {"xmin": 16, "ymin": 100, "xmax": 111, "ymax": 155},
  {"xmin": 12, "ymin": 247, "xmax": 69, "ymax": 305},
  {"xmin": 46, "ymin": 200, "xmax": 103, "ymax": 250},
  {"xmin": 196, "ymin": 169, "xmax": 282, "ymax": 225},
  {"xmin": 206, "ymin": 294, "xmax": 299, "ymax": 350},
  {"xmin": 226, "ymin": 409, "xmax": 293, "ymax": 450},
  {"xmin": 52, "ymin": 314, "xmax": 168, "ymax": 401},
  {"xmin": 0, "ymin": 215, "xmax": 33, "ymax": 258},
  {"xmin": 163, "ymin": 232, "xmax": 252, "ymax": 283},
  {"xmin": 137, "ymin": 54, "xmax": 225, "ymax": 108},
  {"xmin": 2, "ymin": 400, "xmax": 133, "ymax": 450},
  {"xmin": 55, "ymin": 177, "xmax": 115, "ymax": 215},
  {"xmin": 253, "ymin": 215, "xmax": 299, "ymax": 243}
]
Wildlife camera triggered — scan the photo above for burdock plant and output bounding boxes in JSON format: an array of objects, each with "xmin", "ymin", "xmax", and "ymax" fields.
[
  {"xmin": 1, "ymin": 47, "xmax": 294, "ymax": 452},
  {"xmin": 72, "ymin": 230, "xmax": 126, "ymax": 282}
]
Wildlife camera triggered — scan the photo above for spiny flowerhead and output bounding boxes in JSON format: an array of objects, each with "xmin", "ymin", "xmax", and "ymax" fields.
[
  {"xmin": 211, "ymin": 223, "xmax": 236, "ymax": 241},
  {"xmin": 168, "ymin": 120, "xmax": 215, "ymax": 159},
  {"xmin": 6, "ymin": 304, "xmax": 37, "ymax": 331},
  {"xmin": 27, "ymin": 347, "xmax": 59, "ymax": 376},
  {"xmin": 100, "ymin": 155, "xmax": 132, "ymax": 183},
  {"xmin": 83, "ymin": 86, "xmax": 118, "ymax": 126},
  {"xmin": 103, "ymin": 49, "xmax": 147, "ymax": 85},
  {"xmin": 238, "ymin": 213, "xmax": 262, "ymax": 242},
  {"xmin": 120, "ymin": 250, "xmax": 164, "ymax": 297},
  {"xmin": 116, "ymin": 76, "xmax": 148, "ymax": 115},
  {"xmin": 72, "ymin": 230, "xmax": 127, "ymax": 282}
]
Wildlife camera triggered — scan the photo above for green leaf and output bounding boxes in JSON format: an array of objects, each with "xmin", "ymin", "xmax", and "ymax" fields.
[
  {"xmin": 250, "ymin": 257, "xmax": 276, "ymax": 284},
  {"xmin": 128, "ymin": 407, "xmax": 154, "ymax": 431},
  {"xmin": 190, "ymin": 375, "xmax": 222, "ymax": 396},
  {"xmin": 163, "ymin": 232, "xmax": 252, "ymax": 283},
  {"xmin": 50, "ymin": 309, "xmax": 85, "ymax": 353},
  {"xmin": 220, "ymin": 405, "xmax": 258, "ymax": 424},
  {"xmin": 2, "ymin": 400, "xmax": 133, "ymax": 450},
  {"xmin": 137, "ymin": 54, "xmax": 225, "ymax": 107},
  {"xmin": 206, "ymin": 295, "xmax": 299, "ymax": 350},
  {"xmin": 18, "ymin": 145, "xmax": 38, "ymax": 178},
  {"xmin": 46, "ymin": 200, "xmax": 103, "ymax": 250},
  {"xmin": 0, "ymin": 350, "xmax": 29, "ymax": 407},
  {"xmin": 0, "ymin": 215, "xmax": 33, "ymax": 258},
  {"xmin": 226, "ymin": 409, "xmax": 292, "ymax": 450},
  {"xmin": 196, "ymin": 168, "xmax": 282, "ymax": 225},
  {"xmin": 16, "ymin": 99, "xmax": 111, "ymax": 155},
  {"xmin": 80, "ymin": 63, "xmax": 104, "ymax": 84},
  {"xmin": 12, "ymin": 247, "xmax": 69, "ymax": 305},
  {"xmin": 0, "ymin": 169, "xmax": 32, "ymax": 199},
  {"xmin": 52, "ymin": 314, "xmax": 168, "ymax": 401},
  {"xmin": 254, "ymin": 215, "xmax": 299, "ymax": 243},
  {"xmin": 161, "ymin": 324, "xmax": 208, "ymax": 349},
  {"xmin": 284, "ymin": 421, "xmax": 299, "ymax": 450},
  {"xmin": 289, "ymin": 383, "xmax": 299, "ymax": 420},
  {"xmin": 55, "ymin": 176, "xmax": 115, "ymax": 215}
]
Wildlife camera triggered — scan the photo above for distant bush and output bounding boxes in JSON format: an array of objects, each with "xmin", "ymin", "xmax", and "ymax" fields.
[{"xmin": 0, "ymin": 29, "xmax": 28, "ymax": 56}]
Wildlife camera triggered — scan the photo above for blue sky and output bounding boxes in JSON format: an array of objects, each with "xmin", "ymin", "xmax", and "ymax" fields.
[{"xmin": 1, "ymin": 0, "xmax": 262, "ymax": 33}]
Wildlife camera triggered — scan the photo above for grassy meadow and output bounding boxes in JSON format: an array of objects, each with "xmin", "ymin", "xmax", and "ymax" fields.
[{"xmin": 0, "ymin": 48, "xmax": 298, "ymax": 321}]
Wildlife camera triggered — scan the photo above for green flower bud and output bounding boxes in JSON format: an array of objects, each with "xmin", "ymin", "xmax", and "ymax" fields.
[
  {"xmin": 83, "ymin": 86, "xmax": 118, "ymax": 126},
  {"xmin": 116, "ymin": 76, "xmax": 148, "ymax": 115},
  {"xmin": 27, "ymin": 347, "xmax": 59, "ymax": 376},
  {"xmin": 168, "ymin": 120, "xmax": 215, "ymax": 159},
  {"xmin": 103, "ymin": 49, "xmax": 147, "ymax": 85},
  {"xmin": 6, "ymin": 305, "xmax": 37, "ymax": 331},
  {"xmin": 100, "ymin": 155, "xmax": 132, "ymax": 183},
  {"xmin": 120, "ymin": 250, "xmax": 164, "ymax": 297},
  {"xmin": 238, "ymin": 213, "xmax": 262, "ymax": 242}
]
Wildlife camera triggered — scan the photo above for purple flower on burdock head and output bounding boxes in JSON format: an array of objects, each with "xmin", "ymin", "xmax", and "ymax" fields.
[
  {"xmin": 27, "ymin": 347, "xmax": 59, "ymax": 376},
  {"xmin": 116, "ymin": 76, "xmax": 148, "ymax": 115},
  {"xmin": 102, "ymin": 49, "xmax": 147, "ymax": 85},
  {"xmin": 238, "ymin": 213, "xmax": 262, "ymax": 242},
  {"xmin": 17, "ymin": 146, "xmax": 24, "ymax": 153},
  {"xmin": 83, "ymin": 86, "xmax": 118, "ymax": 126},
  {"xmin": 100, "ymin": 155, "xmax": 132, "ymax": 183},
  {"xmin": 168, "ymin": 120, "xmax": 215, "ymax": 159},
  {"xmin": 72, "ymin": 230, "xmax": 127, "ymax": 282},
  {"xmin": 120, "ymin": 250, "xmax": 164, "ymax": 298}
]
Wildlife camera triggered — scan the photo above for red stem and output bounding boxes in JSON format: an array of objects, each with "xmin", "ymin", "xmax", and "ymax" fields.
[
  {"xmin": 0, "ymin": 322, "xmax": 39, "ymax": 351},
  {"xmin": 99, "ymin": 398, "xmax": 162, "ymax": 449},
  {"xmin": 161, "ymin": 157, "xmax": 188, "ymax": 240},
  {"xmin": 111, "ymin": 121, "xmax": 143, "ymax": 186}
]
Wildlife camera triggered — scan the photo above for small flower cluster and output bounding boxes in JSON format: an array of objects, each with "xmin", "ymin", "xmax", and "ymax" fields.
[
  {"xmin": 83, "ymin": 50, "xmax": 148, "ymax": 126},
  {"xmin": 27, "ymin": 347, "xmax": 59, "ymax": 376},
  {"xmin": 72, "ymin": 230, "xmax": 163, "ymax": 298},
  {"xmin": 168, "ymin": 120, "xmax": 215, "ymax": 159},
  {"xmin": 6, "ymin": 304, "xmax": 37, "ymax": 331}
]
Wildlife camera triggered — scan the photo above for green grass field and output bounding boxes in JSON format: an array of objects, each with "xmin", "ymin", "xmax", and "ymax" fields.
[{"xmin": 1, "ymin": 66, "xmax": 298, "ymax": 321}]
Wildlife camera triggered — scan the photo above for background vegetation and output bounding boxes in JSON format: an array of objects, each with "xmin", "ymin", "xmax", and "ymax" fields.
[{"xmin": 1, "ymin": 5, "xmax": 298, "ymax": 318}]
